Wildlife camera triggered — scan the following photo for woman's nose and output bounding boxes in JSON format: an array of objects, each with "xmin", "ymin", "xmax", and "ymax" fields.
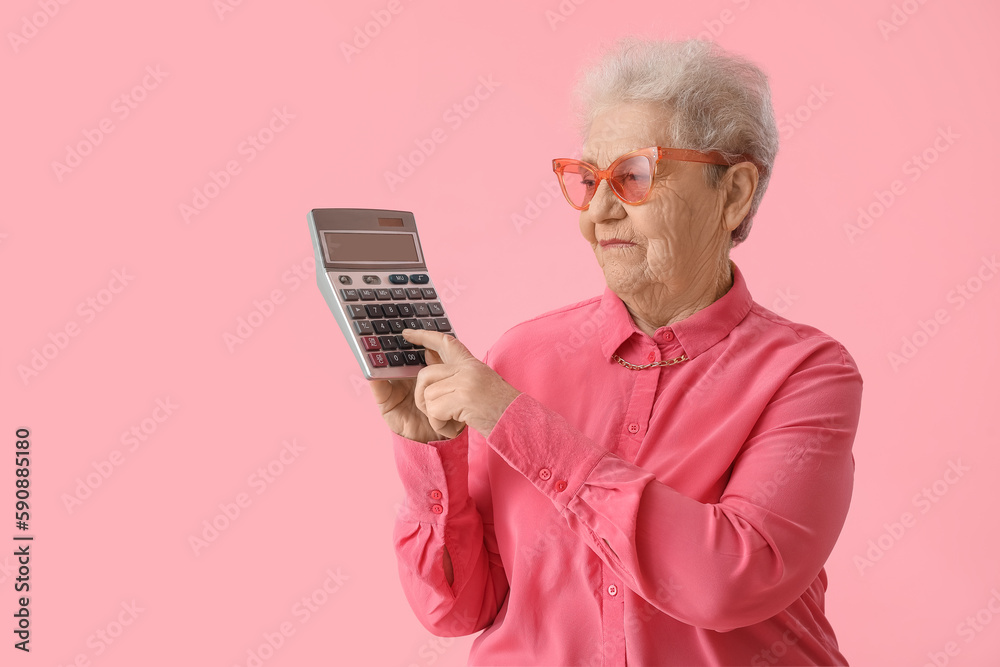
[{"xmin": 588, "ymin": 179, "xmax": 625, "ymax": 221}]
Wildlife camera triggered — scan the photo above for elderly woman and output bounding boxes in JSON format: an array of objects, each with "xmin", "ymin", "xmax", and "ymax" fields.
[{"xmin": 370, "ymin": 37, "xmax": 862, "ymax": 666}]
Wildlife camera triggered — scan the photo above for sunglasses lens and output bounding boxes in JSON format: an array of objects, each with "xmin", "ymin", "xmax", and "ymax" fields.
[
  {"xmin": 611, "ymin": 155, "xmax": 653, "ymax": 203},
  {"xmin": 558, "ymin": 164, "xmax": 597, "ymax": 208}
]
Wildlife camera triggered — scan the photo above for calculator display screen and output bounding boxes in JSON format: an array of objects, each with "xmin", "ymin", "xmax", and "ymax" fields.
[{"xmin": 322, "ymin": 231, "xmax": 419, "ymax": 263}]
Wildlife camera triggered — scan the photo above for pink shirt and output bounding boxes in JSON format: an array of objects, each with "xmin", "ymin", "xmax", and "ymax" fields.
[{"xmin": 389, "ymin": 261, "xmax": 863, "ymax": 666}]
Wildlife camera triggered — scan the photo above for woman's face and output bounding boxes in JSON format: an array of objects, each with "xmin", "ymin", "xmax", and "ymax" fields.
[{"xmin": 579, "ymin": 102, "xmax": 732, "ymax": 300}]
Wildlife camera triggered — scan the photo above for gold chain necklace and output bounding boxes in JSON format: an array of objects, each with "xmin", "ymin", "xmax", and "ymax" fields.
[{"xmin": 611, "ymin": 353, "xmax": 689, "ymax": 370}]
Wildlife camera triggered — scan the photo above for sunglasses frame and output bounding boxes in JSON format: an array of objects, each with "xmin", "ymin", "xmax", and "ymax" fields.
[{"xmin": 551, "ymin": 146, "xmax": 757, "ymax": 211}]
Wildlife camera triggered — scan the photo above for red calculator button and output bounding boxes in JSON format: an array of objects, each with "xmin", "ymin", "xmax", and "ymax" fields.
[
  {"xmin": 361, "ymin": 336, "xmax": 381, "ymax": 351},
  {"xmin": 369, "ymin": 352, "xmax": 388, "ymax": 367}
]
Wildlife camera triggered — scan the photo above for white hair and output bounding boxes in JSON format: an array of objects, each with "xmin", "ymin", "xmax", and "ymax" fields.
[{"xmin": 573, "ymin": 37, "xmax": 779, "ymax": 247}]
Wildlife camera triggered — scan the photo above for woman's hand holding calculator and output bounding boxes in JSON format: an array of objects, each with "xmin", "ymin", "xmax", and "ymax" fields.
[{"xmin": 368, "ymin": 328, "xmax": 521, "ymax": 443}]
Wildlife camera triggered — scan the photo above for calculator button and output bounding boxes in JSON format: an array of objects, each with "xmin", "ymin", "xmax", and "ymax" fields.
[
  {"xmin": 405, "ymin": 288, "xmax": 423, "ymax": 299},
  {"xmin": 358, "ymin": 289, "xmax": 376, "ymax": 301},
  {"xmin": 365, "ymin": 304, "xmax": 384, "ymax": 318},
  {"xmin": 338, "ymin": 275, "xmax": 352, "ymax": 285},
  {"xmin": 413, "ymin": 303, "xmax": 430, "ymax": 317},
  {"xmin": 396, "ymin": 303, "xmax": 414, "ymax": 317},
  {"xmin": 427, "ymin": 302, "xmax": 445, "ymax": 316},
  {"xmin": 409, "ymin": 274, "xmax": 430, "ymax": 284},
  {"xmin": 372, "ymin": 320, "xmax": 391, "ymax": 334},
  {"xmin": 362, "ymin": 275, "xmax": 381, "ymax": 284},
  {"xmin": 375, "ymin": 289, "xmax": 392, "ymax": 300},
  {"xmin": 340, "ymin": 289, "xmax": 359, "ymax": 301},
  {"xmin": 388, "ymin": 274, "xmax": 410, "ymax": 284},
  {"xmin": 361, "ymin": 336, "xmax": 381, "ymax": 351},
  {"xmin": 419, "ymin": 319, "xmax": 438, "ymax": 331},
  {"xmin": 347, "ymin": 304, "xmax": 367, "ymax": 319},
  {"xmin": 382, "ymin": 304, "xmax": 399, "ymax": 318},
  {"xmin": 434, "ymin": 318, "xmax": 451, "ymax": 331},
  {"xmin": 388, "ymin": 319, "xmax": 405, "ymax": 333},
  {"xmin": 421, "ymin": 288, "xmax": 437, "ymax": 299},
  {"xmin": 396, "ymin": 335, "xmax": 414, "ymax": 349},
  {"xmin": 368, "ymin": 352, "xmax": 388, "ymax": 367},
  {"xmin": 352, "ymin": 320, "xmax": 374, "ymax": 335},
  {"xmin": 390, "ymin": 288, "xmax": 407, "ymax": 299},
  {"xmin": 386, "ymin": 351, "xmax": 406, "ymax": 366},
  {"xmin": 404, "ymin": 319, "xmax": 420, "ymax": 330},
  {"xmin": 403, "ymin": 350, "xmax": 422, "ymax": 365},
  {"xmin": 379, "ymin": 336, "xmax": 398, "ymax": 349}
]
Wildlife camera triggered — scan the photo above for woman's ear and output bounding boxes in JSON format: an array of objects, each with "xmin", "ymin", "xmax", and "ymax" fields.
[{"xmin": 720, "ymin": 163, "xmax": 758, "ymax": 233}]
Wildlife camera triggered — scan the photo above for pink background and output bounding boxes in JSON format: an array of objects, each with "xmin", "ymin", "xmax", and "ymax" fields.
[{"xmin": 4, "ymin": 1, "xmax": 999, "ymax": 665}]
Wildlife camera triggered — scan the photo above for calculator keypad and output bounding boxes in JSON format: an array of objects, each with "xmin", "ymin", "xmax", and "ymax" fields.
[{"xmin": 338, "ymin": 272, "xmax": 454, "ymax": 373}]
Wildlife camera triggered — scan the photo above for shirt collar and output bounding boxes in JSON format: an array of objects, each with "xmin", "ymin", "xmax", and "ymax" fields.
[{"xmin": 598, "ymin": 260, "xmax": 753, "ymax": 361}]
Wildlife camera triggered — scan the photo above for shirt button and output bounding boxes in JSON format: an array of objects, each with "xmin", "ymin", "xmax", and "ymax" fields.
[
  {"xmin": 662, "ymin": 330, "xmax": 674, "ymax": 341},
  {"xmin": 430, "ymin": 504, "xmax": 443, "ymax": 514},
  {"xmin": 627, "ymin": 423, "xmax": 639, "ymax": 434},
  {"xmin": 554, "ymin": 480, "xmax": 567, "ymax": 492},
  {"xmin": 608, "ymin": 584, "xmax": 618, "ymax": 596},
  {"xmin": 539, "ymin": 468, "xmax": 552, "ymax": 481},
  {"xmin": 647, "ymin": 351, "xmax": 655, "ymax": 361},
  {"xmin": 429, "ymin": 489, "xmax": 443, "ymax": 500}
]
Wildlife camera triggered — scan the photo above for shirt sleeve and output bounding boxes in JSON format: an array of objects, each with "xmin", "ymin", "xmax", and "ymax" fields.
[
  {"xmin": 485, "ymin": 340, "xmax": 863, "ymax": 633},
  {"xmin": 390, "ymin": 349, "xmax": 509, "ymax": 636}
]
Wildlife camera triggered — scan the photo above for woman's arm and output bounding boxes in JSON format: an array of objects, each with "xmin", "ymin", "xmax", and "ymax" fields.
[{"xmin": 390, "ymin": 349, "xmax": 509, "ymax": 636}]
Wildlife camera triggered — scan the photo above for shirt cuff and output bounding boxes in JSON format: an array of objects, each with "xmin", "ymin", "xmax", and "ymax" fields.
[
  {"xmin": 485, "ymin": 392, "xmax": 608, "ymax": 509},
  {"xmin": 391, "ymin": 427, "xmax": 471, "ymax": 522}
]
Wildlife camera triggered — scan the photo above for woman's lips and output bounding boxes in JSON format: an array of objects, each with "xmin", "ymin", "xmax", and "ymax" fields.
[{"xmin": 599, "ymin": 239, "xmax": 635, "ymax": 248}]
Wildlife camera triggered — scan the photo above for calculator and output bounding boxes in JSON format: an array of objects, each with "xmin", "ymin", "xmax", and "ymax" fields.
[{"xmin": 308, "ymin": 208, "xmax": 457, "ymax": 380}]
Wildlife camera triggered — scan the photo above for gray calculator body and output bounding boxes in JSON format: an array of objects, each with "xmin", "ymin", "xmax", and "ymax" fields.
[{"xmin": 308, "ymin": 208, "xmax": 456, "ymax": 379}]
